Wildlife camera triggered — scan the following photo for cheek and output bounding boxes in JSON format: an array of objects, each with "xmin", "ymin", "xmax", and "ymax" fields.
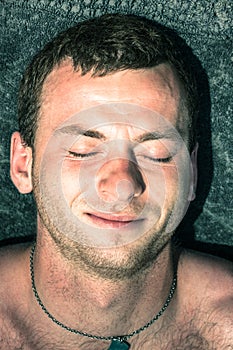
[
  {"xmin": 61, "ymin": 161, "xmax": 81, "ymax": 203},
  {"xmin": 164, "ymin": 166, "xmax": 179, "ymax": 193},
  {"xmin": 61, "ymin": 160, "xmax": 101, "ymax": 204},
  {"xmin": 145, "ymin": 165, "xmax": 179, "ymax": 206},
  {"xmin": 163, "ymin": 164, "xmax": 191, "ymax": 199}
]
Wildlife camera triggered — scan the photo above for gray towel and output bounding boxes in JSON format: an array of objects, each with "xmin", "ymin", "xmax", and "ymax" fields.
[{"xmin": 0, "ymin": 0, "xmax": 232, "ymax": 249}]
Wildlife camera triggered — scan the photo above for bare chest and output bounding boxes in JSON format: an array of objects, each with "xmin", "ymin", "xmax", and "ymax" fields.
[{"xmin": 1, "ymin": 317, "xmax": 231, "ymax": 350}]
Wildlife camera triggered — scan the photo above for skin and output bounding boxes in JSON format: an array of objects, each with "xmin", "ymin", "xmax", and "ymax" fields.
[{"xmin": 0, "ymin": 62, "xmax": 232, "ymax": 349}]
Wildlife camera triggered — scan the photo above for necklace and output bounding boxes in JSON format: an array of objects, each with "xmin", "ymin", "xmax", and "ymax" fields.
[{"xmin": 30, "ymin": 244, "xmax": 177, "ymax": 350}]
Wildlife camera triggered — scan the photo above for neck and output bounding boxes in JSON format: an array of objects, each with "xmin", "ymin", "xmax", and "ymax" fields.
[{"xmin": 32, "ymin": 226, "xmax": 178, "ymax": 338}]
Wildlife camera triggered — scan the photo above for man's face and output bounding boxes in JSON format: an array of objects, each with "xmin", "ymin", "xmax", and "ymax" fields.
[{"xmin": 32, "ymin": 61, "xmax": 195, "ymax": 277}]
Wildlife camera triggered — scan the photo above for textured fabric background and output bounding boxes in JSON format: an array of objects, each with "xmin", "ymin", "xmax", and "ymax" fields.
[{"xmin": 0, "ymin": 0, "xmax": 232, "ymax": 251}]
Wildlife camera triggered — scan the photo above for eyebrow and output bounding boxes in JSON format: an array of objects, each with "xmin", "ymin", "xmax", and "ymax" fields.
[
  {"xmin": 55, "ymin": 125, "xmax": 180, "ymax": 143},
  {"xmin": 134, "ymin": 130, "xmax": 179, "ymax": 143},
  {"xmin": 55, "ymin": 125, "xmax": 106, "ymax": 140}
]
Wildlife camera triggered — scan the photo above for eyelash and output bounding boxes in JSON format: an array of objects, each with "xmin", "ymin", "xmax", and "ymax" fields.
[
  {"xmin": 142, "ymin": 155, "xmax": 173, "ymax": 163},
  {"xmin": 68, "ymin": 151, "xmax": 97, "ymax": 159}
]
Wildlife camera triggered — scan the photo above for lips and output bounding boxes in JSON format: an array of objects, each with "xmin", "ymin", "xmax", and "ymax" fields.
[{"xmin": 85, "ymin": 212, "xmax": 141, "ymax": 228}]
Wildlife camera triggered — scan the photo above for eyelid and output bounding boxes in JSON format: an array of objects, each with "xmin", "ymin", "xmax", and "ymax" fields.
[
  {"xmin": 135, "ymin": 138, "xmax": 180, "ymax": 153},
  {"xmin": 140, "ymin": 138, "xmax": 179, "ymax": 147},
  {"xmin": 142, "ymin": 155, "xmax": 174, "ymax": 163},
  {"xmin": 133, "ymin": 140, "xmax": 178, "ymax": 165},
  {"xmin": 66, "ymin": 150, "xmax": 107, "ymax": 161},
  {"xmin": 66, "ymin": 137, "xmax": 104, "ymax": 154}
]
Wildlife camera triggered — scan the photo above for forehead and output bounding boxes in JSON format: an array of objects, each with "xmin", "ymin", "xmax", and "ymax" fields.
[{"xmin": 36, "ymin": 61, "xmax": 186, "ymax": 145}]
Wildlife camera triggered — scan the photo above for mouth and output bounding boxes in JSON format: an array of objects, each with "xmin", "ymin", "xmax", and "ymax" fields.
[{"xmin": 85, "ymin": 212, "xmax": 143, "ymax": 228}]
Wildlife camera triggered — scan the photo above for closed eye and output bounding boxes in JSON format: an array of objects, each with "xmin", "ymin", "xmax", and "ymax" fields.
[
  {"xmin": 142, "ymin": 155, "xmax": 173, "ymax": 163},
  {"xmin": 67, "ymin": 151, "xmax": 98, "ymax": 159}
]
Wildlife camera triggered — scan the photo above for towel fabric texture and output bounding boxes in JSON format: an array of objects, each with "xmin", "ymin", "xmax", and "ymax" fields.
[{"xmin": 0, "ymin": 1, "xmax": 232, "ymax": 249}]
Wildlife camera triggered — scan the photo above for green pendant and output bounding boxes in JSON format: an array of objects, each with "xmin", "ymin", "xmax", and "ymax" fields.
[{"xmin": 108, "ymin": 339, "xmax": 130, "ymax": 349}]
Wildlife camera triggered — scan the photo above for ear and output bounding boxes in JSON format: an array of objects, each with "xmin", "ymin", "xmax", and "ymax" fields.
[
  {"xmin": 10, "ymin": 131, "xmax": 33, "ymax": 194},
  {"xmin": 188, "ymin": 142, "xmax": 198, "ymax": 201}
]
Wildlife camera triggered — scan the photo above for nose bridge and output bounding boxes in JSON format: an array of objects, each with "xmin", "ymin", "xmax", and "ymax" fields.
[{"xmin": 96, "ymin": 157, "xmax": 145, "ymax": 201}]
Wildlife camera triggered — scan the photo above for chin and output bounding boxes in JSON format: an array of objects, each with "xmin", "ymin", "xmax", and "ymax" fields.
[{"xmin": 52, "ymin": 223, "xmax": 172, "ymax": 280}]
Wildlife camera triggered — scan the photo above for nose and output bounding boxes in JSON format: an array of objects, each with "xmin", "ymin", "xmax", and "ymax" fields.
[{"xmin": 96, "ymin": 158, "xmax": 145, "ymax": 203}]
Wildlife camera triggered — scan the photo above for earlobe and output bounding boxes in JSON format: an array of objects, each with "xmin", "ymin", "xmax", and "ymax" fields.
[
  {"xmin": 10, "ymin": 131, "xmax": 33, "ymax": 194},
  {"xmin": 188, "ymin": 142, "xmax": 198, "ymax": 201}
]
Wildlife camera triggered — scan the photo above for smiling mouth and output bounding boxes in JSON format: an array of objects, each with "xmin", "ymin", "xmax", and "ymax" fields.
[{"xmin": 85, "ymin": 213, "xmax": 142, "ymax": 228}]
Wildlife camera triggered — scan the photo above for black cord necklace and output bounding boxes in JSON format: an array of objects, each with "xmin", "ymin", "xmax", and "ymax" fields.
[{"xmin": 30, "ymin": 244, "xmax": 177, "ymax": 349}]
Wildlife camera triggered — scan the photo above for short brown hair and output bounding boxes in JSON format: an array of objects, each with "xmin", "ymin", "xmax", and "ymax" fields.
[{"xmin": 18, "ymin": 13, "xmax": 199, "ymax": 150}]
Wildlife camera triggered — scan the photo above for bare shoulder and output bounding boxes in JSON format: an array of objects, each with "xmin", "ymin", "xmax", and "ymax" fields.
[
  {"xmin": 0, "ymin": 241, "xmax": 31, "ymax": 281},
  {"xmin": 178, "ymin": 248, "xmax": 233, "ymax": 346},
  {"xmin": 0, "ymin": 243, "xmax": 32, "ymax": 325},
  {"xmin": 179, "ymin": 248, "xmax": 233, "ymax": 289}
]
